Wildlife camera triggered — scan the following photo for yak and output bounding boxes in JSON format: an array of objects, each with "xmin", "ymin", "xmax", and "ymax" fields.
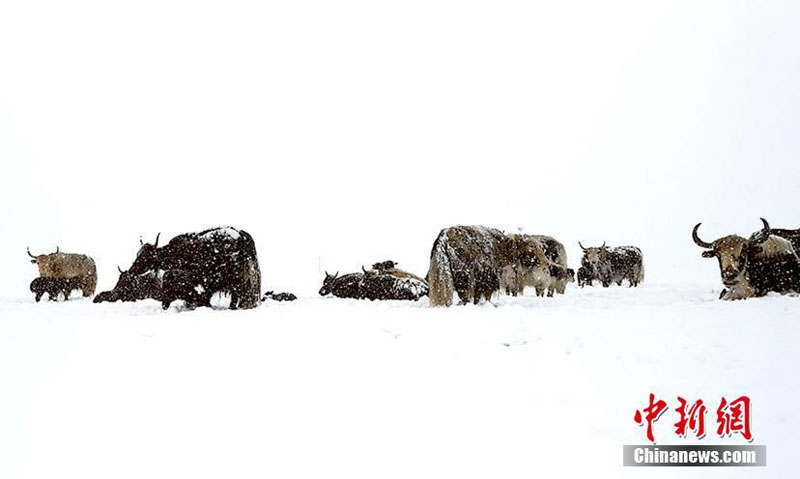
[
  {"xmin": 30, "ymin": 276, "xmax": 83, "ymax": 302},
  {"xmin": 319, "ymin": 261, "xmax": 428, "ymax": 301},
  {"xmin": 693, "ymin": 218, "xmax": 800, "ymax": 300},
  {"xmin": 427, "ymin": 226, "xmax": 570, "ymax": 306},
  {"xmin": 126, "ymin": 227, "xmax": 262, "ymax": 310},
  {"xmin": 578, "ymin": 242, "xmax": 644, "ymax": 287},
  {"xmin": 28, "ymin": 247, "xmax": 97, "ymax": 297},
  {"xmin": 94, "ymin": 267, "xmax": 163, "ymax": 303}
]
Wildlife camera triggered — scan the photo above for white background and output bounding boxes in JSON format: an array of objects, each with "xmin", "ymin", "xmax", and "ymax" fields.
[
  {"xmin": 1, "ymin": 2, "xmax": 799, "ymax": 478},
  {"xmin": 2, "ymin": 0, "xmax": 799, "ymax": 296}
]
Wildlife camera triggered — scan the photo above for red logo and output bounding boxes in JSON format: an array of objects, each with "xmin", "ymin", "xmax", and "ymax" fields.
[{"xmin": 634, "ymin": 394, "xmax": 752, "ymax": 443}]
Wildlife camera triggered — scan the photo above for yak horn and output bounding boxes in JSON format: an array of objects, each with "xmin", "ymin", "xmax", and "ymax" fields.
[
  {"xmin": 692, "ymin": 223, "xmax": 713, "ymax": 248},
  {"xmin": 601, "ymin": 241, "xmax": 606, "ymax": 249},
  {"xmin": 578, "ymin": 242, "xmax": 587, "ymax": 251},
  {"xmin": 140, "ymin": 236, "xmax": 144, "ymax": 246},
  {"xmin": 55, "ymin": 246, "xmax": 59, "ymax": 254},
  {"xmin": 753, "ymin": 217, "xmax": 772, "ymax": 244},
  {"xmin": 362, "ymin": 265, "xmax": 368, "ymax": 273},
  {"xmin": 27, "ymin": 247, "xmax": 36, "ymax": 258},
  {"xmin": 118, "ymin": 265, "xmax": 124, "ymax": 274},
  {"xmin": 154, "ymin": 233, "xmax": 160, "ymax": 247}
]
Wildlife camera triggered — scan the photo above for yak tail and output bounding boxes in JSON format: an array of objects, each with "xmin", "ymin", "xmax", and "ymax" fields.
[
  {"xmin": 238, "ymin": 231, "xmax": 262, "ymax": 309},
  {"xmin": 427, "ymin": 229, "xmax": 455, "ymax": 307}
]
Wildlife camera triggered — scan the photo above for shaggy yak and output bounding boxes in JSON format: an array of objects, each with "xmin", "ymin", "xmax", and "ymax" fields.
[
  {"xmin": 28, "ymin": 247, "xmax": 97, "ymax": 297},
  {"xmin": 427, "ymin": 226, "xmax": 570, "ymax": 306},
  {"xmin": 30, "ymin": 276, "xmax": 83, "ymax": 302},
  {"xmin": 97, "ymin": 227, "xmax": 262, "ymax": 310},
  {"xmin": 319, "ymin": 261, "xmax": 428, "ymax": 301}
]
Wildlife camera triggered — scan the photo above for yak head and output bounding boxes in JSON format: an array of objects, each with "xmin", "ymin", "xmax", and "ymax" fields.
[
  {"xmin": 27, "ymin": 246, "xmax": 59, "ymax": 265},
  {"xmin": 27, "ymin": 246, "xmax": 61, "ymax": 275},
  {"xmin": 319, "ymin": 271, "xmax": 339, "ymax": 296},
  {"xmin": 579, "ymin": 242, "xmax": 611, "ymax": 276},
  {"xmin": 94, "ymin": 266, "xmax": 162, "ymax": 303},
  {"xmin": 128, "ymin": 233, "xmax": 161, "ymax": 275},
  {"xmin": 692, "ymin": 218, "xmax": 772, "ymax": 287}
]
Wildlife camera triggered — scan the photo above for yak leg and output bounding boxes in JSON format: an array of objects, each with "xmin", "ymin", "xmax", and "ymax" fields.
[{"xmin": 35, "ymin": 292, "xmax": 43, "ymax": 302}]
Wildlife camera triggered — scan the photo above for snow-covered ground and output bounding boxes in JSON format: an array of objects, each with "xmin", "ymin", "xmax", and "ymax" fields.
[{"xmin": 1, "ymin": 283, "xmax": 796, "ymax": 478}]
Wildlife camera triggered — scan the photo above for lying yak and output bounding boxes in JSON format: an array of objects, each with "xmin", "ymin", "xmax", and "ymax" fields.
[
  {"xmin": 319, "ymin": 261, "xmax": 428, "ymax": 301},
  {"xmin": 578, "ymin": 242, "xmax": 644, "ymax": 287},
  {"xmin": 693, "ymin": 218, "xmax": 800, "ymax": 300},
  {"xmin": 30, "ymin": 276, "xmax": 83, "ymax": 302},
  {"xmin": 94, "ymin": 268, "xmax": 163, "ymax": 303},
  {"xmin": 122, "ymin": 226, "xmax": 261, "ymax": 310},
  {"xmin": 428, "ymin": 226, "xmax": 570, "ymax": 306},
  {"xmin": 28, "ymin": 247, "xmax": 97, "ymax": 297}
]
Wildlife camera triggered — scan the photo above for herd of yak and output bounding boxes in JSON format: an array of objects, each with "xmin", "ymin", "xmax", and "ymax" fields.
[{"xmin": 26, "ymin": 219, "xmax": 800, "ymax": 309}]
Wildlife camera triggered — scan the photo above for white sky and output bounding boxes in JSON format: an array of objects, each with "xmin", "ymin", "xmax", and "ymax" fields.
[{"xmin": 2, "ymin": 0, "xmax": 799, "ymax": 297}]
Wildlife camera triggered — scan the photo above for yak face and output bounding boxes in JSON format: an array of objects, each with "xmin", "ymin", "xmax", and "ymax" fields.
[
  {"xmin": 579, "ymin": 242, "xmax": 612, "ymax": 279},
  {"xmin": 693, "ymin": 219, "xmax": 771, "ymax": 287},
  {"xmin": 27, "ymin": 246, "xmax": 59, "ymax": 269},
  {"xmin": 94, "ymin": 268, "xmax": 162, "ymax": 303},
  {"xmin": 129, "ymin": 234, "xmax": 161, "ymax": 275},
  {"xmin": 319, "ymin": 271, "xmax": 339, "ymax": 296}
]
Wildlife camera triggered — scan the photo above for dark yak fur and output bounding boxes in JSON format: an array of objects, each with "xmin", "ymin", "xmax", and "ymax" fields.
[
  {"xmin": 577, "ymin": 265, "xmax": 593, "ymax": 287},
  {"xmin": 161, "ymin": 269, "xmax": 208, "ymax": 310},
  {"xmin": 263, "ymin": 291, "xmax": 297, "ymax": 302},
  {"xmin": 94, "ymin": 269, "xmax": 162, "ymax": 303},
  {"xmin": 127, "ymin": 227, "xmax": 261, "ymax": 310},
  {"xmin": 319, "ymin": 261, "xmax": 428, "ymax": 301},
  {"xmin": 579, "ymin": 243, "xmax": 644, "ymax": 287},
  {"xmin": 30, "ymin": 276, "xmax": 83, "ymax": 302},
  {"xmin": 693, "ymin": 218, "xmax": 800, "ymax": 300}
]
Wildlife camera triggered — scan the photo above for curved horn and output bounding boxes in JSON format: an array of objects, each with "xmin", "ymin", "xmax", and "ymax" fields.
[
  {"xmin": 55, "ymin": 246, "xmax": 59, "ymax": 254},
  {"xmin": 154, "ymin": 233, "xmax": 160, "ymax": 248},
  {"xmin": 601, "ymin": 241, "xmax": 606, "ymax": 249},
  {"xmin": 692, "ymin": 223, "xmax": 713, "ymax": 248},
  {"xmin": 140, "ymin": 236, "xmax": 144, "ymax": 246},
  {"xmin": 753, "ymin": 217, "xmax": 772, "ymax": 244},
  {"xmin": 27, "ymin": 247, "xmax": 36, "ymax": 258},
  {"xmin": 578, "ymin": 242, "xmax": 587, "ymax": 251},
  {"xmin": 362, "ymin": 265, "xmax": 368, "ymax": 273},
  {"xmin": 118, "ymin": 265, "xmax": 124, "ymax": 274}
]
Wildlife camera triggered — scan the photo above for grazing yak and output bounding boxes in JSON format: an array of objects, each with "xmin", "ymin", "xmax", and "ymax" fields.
[
  {"xmin": 319, "ymin": 261, "xmax": 428, "ymax": 301},
  {"xmin": 101, "ymin": 227, "xmax": 262, "ymax": 310},
  {"xmin": 528, "ymin": 235, "xmax": 575, "ymax": 296},
  {"xmin": 500, "ymin": 234, "xmax": 574, "ymax": 298},
  {"xmin": 578, "ymin": 242, "xmax": 644, "ymax": 287},
  {"xmin": 30, "ymin": 277, "xmax": 83, "ymax": 302},
  {"xmin": 28, "ymin": 247, "xmax": 97, "ymax": 297},
  {"xmin": 693, "ymin": 218, "xmax": 800, "ymax": 300},
  {"xmin": 427, "ymin": 226, "xmax": 570, "ymax": 306},
  {"xmin": 94, "ymin": 267, "xmax": 163, "ymax": 303}
]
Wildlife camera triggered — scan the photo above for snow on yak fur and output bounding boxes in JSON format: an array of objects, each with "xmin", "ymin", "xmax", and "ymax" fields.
[
  {"xmin": 125, "ymin": 226, "xmax": 262, "ymax": 310},
  {"xmin": 513, "ymin": 234, "xmax": 575, "ymax": 297},
  {"xmin": 319, "ymin": 261, "xmax": 428, "ymax": 301},
  {"xmin": 94, "ymin": 269, "xmax": 163, "ymax": 303},
  {"xmin": 578, "ymin": 242, "xmax": 644, "ymax": 288},
  {"xmin": 28, "ymin": 247, "xmax": 97, "ymax": 297},
  {"xmin": 30, "ymin": 276, "xmax": 83, "ymax": 302},
  {"xmin": 693, "ymin": 218, "xmax": 800, "ymax": 300},
  {"xmin": 427, "ymin": 226, "xmax": 570, "ymax": 306}
]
